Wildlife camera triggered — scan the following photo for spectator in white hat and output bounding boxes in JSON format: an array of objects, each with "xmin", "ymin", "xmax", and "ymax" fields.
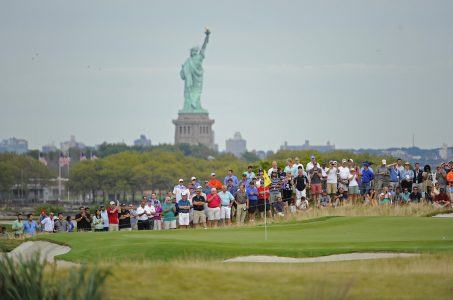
[
  {"xmin": 173, "ymin": 178, "xmax": 187, "ymax": 202},
  {"xmin": 177, "ymin": 192, "xmax": 191, "ymax": 229},
  {"xmin": 375, "ymin": 159, "xmax": 390, "ymax": 193}
]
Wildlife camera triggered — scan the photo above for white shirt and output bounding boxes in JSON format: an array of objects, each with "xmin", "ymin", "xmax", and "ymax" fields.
[
  {"xmin": 173, "ymin": 184, "xmax": 187, "ymax": 202},
  {"xmin": 349, "ymin": 174, "xmax": 359, "ymax": 186},
  {"xmin": 306, "ymin": 162, "xmax": 321, "ymax": 172},
  {"xmin": 136, "ymin": 205, "xmax": 155, "ymax": 221},
  {"xmin": 338, "ymin": 166, "xmax": 350, "ymax": 180},
  {"xmin": 100, "ymin": 210, "xmax": 109, "ymax": 227},
  {"xmin": 268, "ymin": 167, "xmax": 278, "ymax": 177},
  {"xmin": 326, "ymin": 167, "xmax": 338, "ymax": 184},
  {"xmin": 41, "ymin": 217, "xmax": 54, "ymax": 232}
]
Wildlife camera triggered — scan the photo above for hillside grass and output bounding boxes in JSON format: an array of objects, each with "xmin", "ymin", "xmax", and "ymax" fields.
[
  {"xmin": 38, "ymin": 216, "xmax": 453, "ymax": 263},
  {"xmin": 103, "ymin": 253, "xmax": 453, "ymax": 300}
]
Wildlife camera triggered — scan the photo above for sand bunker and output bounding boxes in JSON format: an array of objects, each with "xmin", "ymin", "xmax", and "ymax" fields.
[
  {"xmin": 224, "ymin": 253, "xmax": 419, "ymax": 263},
  {"xmin": 7, "ymin": 241, "xmax": 76, "ymax": 268},
  {"xmin": 433, "ymin": 213, "xmax": 453, "ymax": 218}
]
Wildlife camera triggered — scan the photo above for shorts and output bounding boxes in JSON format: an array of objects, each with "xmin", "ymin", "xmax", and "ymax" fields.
[
  {"xmin": 348, "ymin": 185, "xmax": 359, "ymax": 195},
  {"xmin": 207, "ymin": 207, "xmax": 220, "ymax": 221},
  {"xmin": 326, "ymin": 183, "xmax": 337, "ymax": 194},
  {"xmin": 108, "ymin": 224, "xmax": 119, "ymax": 232},
  {"xmin": 248, "ymin": 201, "xmax": 258, "ymax": 213},
  {"xmin": 179, "ymin": 213, "xmax": 190, "ymax": 226},
  {"xmin": 269, "ymin": 192, "xmax": 281, "ymax": 204},
  {"xmin": 192, "ymin": 210, "xmax": 206, "ymax": 224},
  {"xmin": 220, "ymin": 206, "xmax": 231, "ymax": 219},
  {"xmin": 311, "ymin": 183, "xmax": 322, "ymax": 195},
  {"xmin": 164, "ymin": 220, "xmax": 177, "ymax": 230},
  {"xmin": 258, "ymin": 200, "xmax": 271, "ymax": 212}
]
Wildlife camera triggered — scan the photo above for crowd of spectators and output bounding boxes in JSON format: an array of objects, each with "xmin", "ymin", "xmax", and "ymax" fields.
[{"xmin": 5, "ymin": 157, "xmax": 453, "ymax": 237}]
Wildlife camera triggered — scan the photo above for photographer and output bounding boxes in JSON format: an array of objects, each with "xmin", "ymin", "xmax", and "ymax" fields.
[{"xmin": 75, "ymin": 206, "xmax": 92, "ymax": 232}]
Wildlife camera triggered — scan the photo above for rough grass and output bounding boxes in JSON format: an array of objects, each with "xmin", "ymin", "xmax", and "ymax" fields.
[
  {"xmin": 38, "ymin": 216, "xmax": 453, "ymax": 263},
  {"xmin": 103, "ymin": 253, "xmax": 453, "ymax": 299},
  {"xmin": 0, "ymin": 239, "xmax": 24, "ymax": 253}
]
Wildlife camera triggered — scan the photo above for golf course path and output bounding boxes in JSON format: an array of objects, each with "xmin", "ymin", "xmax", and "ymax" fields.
[
  {"xmin": 224, "ymin": 253, "xmax": 420, "ymax": 263},
  {"xmin": 7, "ymin": 241, "xmax": 77, "ymax": 268}
]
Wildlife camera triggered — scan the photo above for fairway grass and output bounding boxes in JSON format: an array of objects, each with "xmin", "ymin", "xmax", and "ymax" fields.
[{"xmin": 38, "ymin": 216, "xmax": 453, "ymax": 263}]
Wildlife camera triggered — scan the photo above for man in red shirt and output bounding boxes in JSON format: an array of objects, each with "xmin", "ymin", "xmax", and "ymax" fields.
[
  {"xmin": 107, "ymin": 201, "xmax": 119, "ymax": 231},
  {"xmin": 257, "ymin": 181, "xmax": 271, "ymax": 219},
  {"xmin": 208, "ymin": 173, "xmax": 223, "ymax": 190},
  {"xmin": 207, "ymin": 188, "xmax": 221, "ymax": 228}
]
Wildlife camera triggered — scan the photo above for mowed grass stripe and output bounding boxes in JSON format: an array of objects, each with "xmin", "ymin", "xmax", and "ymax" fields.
[{"xmin": 38, "ymin": 216, "xmax": 453, "ymax": 262}]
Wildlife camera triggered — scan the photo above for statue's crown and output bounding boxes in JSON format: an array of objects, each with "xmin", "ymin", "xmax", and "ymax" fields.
[{"xmin": 190, "ymin": 46, "xmax": 199, "ymax": 52}]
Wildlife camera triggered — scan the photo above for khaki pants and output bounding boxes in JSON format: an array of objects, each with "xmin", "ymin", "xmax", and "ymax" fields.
[
  {"xmin": 236, "ymin": 203, "xmax": 247, "ymax": 224},
  {"xmin": 109, "ymin": 224, "xmax": 119, "ymax": 231}
]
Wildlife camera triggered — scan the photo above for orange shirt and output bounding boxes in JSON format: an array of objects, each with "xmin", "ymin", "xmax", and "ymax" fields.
[
  {"xmin": 208, "ymin": 179, "xmax": 223, "ymax": 190},
  {"xmin": 447, "ymin": 170, "xmax": 453, "ymax": 183}
]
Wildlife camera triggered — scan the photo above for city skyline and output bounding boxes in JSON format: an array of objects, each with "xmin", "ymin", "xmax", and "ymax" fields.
[{"xmin": 1, "ymin": 1, "xmax": 452, "ymax": 151}]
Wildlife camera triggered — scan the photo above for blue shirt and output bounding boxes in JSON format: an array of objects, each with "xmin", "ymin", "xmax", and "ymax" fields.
[
  {"xmin": 361, "ymin": 169, "xmax": 374, "ymax": 183},
  {"xmin": 246, "ymin": 186, "xmax": 258, "ymax": 201},
  {"xmin": 23, "ymin": 220, "xmax": 39, "ymax": 235},
  {"xmin": 246, "ymin": 172, "xmax": 256, "ymax": 183},
  {"xmin": 177, "ymin": 199, "xmax": 191, "ymax": 213},
  {"xmin": 400, "ymin": 169, "xmax": 414, "ymax": 181},
  {"xmin": 218, "ymin": 191, "xmax": 235, "ymax": 206},
  {"xmin": 224, "ymin": 175, "xmax": 239, "ymax": 186},
  {"xmin": 389, "ymin": 167, "xmax": 399, "ymax": 182}
]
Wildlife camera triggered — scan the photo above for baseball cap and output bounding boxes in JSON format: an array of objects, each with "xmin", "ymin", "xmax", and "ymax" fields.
[
  {"xmin": 178, "ymin": 178, "xmax": 184, "ymax": 182},
  {"xmin": 211, "ymin": 172, "xmax": 216, "ymax": 176},
  {"xmin": 382, "ymin": 159, "xmax": 387, "ymax": 164},
  {"xmin": 191, "ymin": 176, "xmax": 197, "ymax": 180},
  {"xmin": 310, "ymin": 155, "xmax": 316, "ymax": 160},
  {"xmin": 109, "ymin": 201, "xmax": 115, "ymax": 205},
  {"xmin": 242, "ymin": 172, "xmax": 247, "ymax": 176},
  {"xmin": 342, "ymin": 159, "xmax": 347, "ymax": 163}
]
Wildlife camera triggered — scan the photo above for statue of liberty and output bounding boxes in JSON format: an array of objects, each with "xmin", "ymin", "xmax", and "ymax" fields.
[{"xmin": 180, "ymin": 28, "xmax": 210, "ymax": 113}]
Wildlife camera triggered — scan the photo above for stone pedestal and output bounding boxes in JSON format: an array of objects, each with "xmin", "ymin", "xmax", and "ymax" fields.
[{"xmin": 173, "ymin": 113, "xmax": 215, "ymax": 149}]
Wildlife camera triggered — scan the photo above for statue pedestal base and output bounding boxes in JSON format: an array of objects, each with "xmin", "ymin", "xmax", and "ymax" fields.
[{"xmin": 173, "ymin": 113, "xmax": 216, "ymax": 150}]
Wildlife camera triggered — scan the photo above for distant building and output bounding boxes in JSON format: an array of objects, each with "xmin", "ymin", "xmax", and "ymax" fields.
[
  {"xmin": 60, "ymin": 135, "xmax": 85, "ymax": 152},
  {"xmin": 134, "ymin": 134, "xmax": 152, "ymax": 147},
  {"xmin": 225, "ymin": 132, "xmax": 247, "ymax": 157},
  {"xmin": 42, "ymin": 143, "xmax": 58, "ymax": 153},
  {"xmin": 280, "ymin": 140, "xmax": 335, "ymax": 153},
  {"xmin": 439, "ymin": 143, "xmax": 448, "ymax": 160},
  {"xmin": 0, "ymin": 137, "xmax": 28, "ymax": 154}
]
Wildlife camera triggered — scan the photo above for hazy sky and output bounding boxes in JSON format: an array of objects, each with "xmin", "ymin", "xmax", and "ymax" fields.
[{"xmin": 1, "ymin": 0, "xmax": 452, "ymax": 151}]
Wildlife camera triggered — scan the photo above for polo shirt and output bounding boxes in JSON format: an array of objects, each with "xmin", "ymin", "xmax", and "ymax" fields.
[
  {"xmin": 218, "ymin": 191, "xmax": 235, "ymax": 206},
  {"xmin": 173, "ymin": 184, "xmax": 188, "ymax": 202},
  {"xmin": 118, "ymin": 210, "xmax": 131, "ymax": 229},
  {"xmin": 162, "ymin": 203, "xmax": 176, "ymax": 221},
  {"xmin": 235, "ymin": 190, "xmax": 248, "ymax": 204},
  {"xmin": 207, "ymin": 194, "xmax": 221, "ymax": 208},
  {"xmin": 177, "ymin": 199, "xmax": 191, "ymax": 213},
  {"xmin": 224, "ymin": 175, "xmax": 239, "ymax": 186},
  {"xmin": 23, "ymin": 220, "xmax": 39, "ymax": 235},
  {"xmin": 41, "ymin": 217, "xmax": 54, "ymax": 232},
  {"xmin": 361, "ymin": 169, "xmax": 374, "ymax": 183},
  {"xmin": 246, "ymin": 186, "xmax": 258, "ymax": 201},
  {"xmin": 389, "ymin": 167, "xmax": 399, "ymax": 182},
  {"xmin": 192, "ymin": 195, "xmax": 206, "ymax": 211},
  {"xmin": 107, "ymin": 207, "xmax": 119, "ymax": 224}
]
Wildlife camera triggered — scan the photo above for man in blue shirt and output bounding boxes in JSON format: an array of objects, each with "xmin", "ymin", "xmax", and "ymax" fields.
[
  {"xmin": 388, "ymin": 163, "xmax": 400, "ymax": 190},
  {"xmin": 177, "ymin": 193, "xmax": 191, "ymax": 229},
  {"xmin": 246, "ymin": 181, "xmax": 258, "ymax": 222},
  {"xmin": 218, "ymin": 185, "xmax": 235, "ymax": 226},
  {"xmin": 224, "ymin": 169, "xmax": 239, "ymax": 187},
  {"xmin": 360, "ymin": 163, "xmax": 374, "ymax": 195},
  {"xmin": 23, "ymin": 213, "xmax": 39, "ymax": 236}
]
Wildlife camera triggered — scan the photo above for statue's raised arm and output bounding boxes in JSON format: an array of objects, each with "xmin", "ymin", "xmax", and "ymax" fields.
[{"xmin": 200, "ymin": 28, "xmax": 211, "ymax": 57}]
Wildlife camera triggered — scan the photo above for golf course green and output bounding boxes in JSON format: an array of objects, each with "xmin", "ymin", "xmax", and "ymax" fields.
[{"xmin": 39, "ymin": 216, "xmax": 453, "ymax": 263}]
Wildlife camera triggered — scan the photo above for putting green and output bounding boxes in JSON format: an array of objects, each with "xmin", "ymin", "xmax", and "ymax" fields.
[{"xmin": 38, "ymin": 216, "xmax": 453, "ymax": 263}]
